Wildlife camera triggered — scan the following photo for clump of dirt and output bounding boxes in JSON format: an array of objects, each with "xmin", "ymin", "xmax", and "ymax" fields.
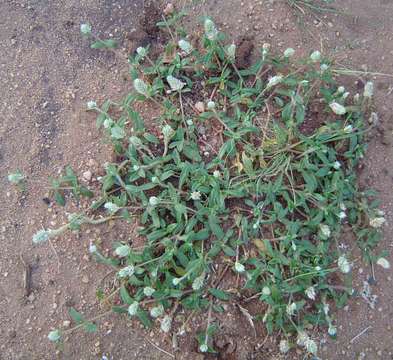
[{"xmin": 235, "ymin": 36, "xmax": 254, "ymax": 69}]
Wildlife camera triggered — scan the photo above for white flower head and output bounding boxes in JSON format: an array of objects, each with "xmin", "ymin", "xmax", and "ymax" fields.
[
  {"xmin": 103, "ymin": 118, "xmax": 113, "ymax": 129},
  {"xmin": 104, "ymin": 202, "xmax": 120, "ymax": 214},
  {"xmin": 32, "ymin": 229, "xmax": 51, "ymax": 244},
  {"xmin": 338, "ymin": 255, "xmax": 351, "ymax": 273},
  {"xmin": 329, "ymin": 102, "xmax": 347, "ymax": 115},
  {"xmin": 305, "ymin": 338, "xmax": 318, "ymax": 355},
  {"xmin": 133, "ymin": 78, "xmax": 150, "ymax": 97},
  {"xmin": 87, "ymin": 100, "xmax": 97, "ymax": 110},
  {"xmin": 167, "ymin": 75, "xmax": 186, "ymax": 91},
  {"xmin": 323, "ymin": 303, "xmax": 330, "ymax": 316},
  {"xmin": 328, "ymin": 324, "xmax": 337, "ymax": 336},
  {"xmin": 199, "ymin": 343, "xmax": 208, "ymax": 353},
  {"xmin": 342, "ymin": 91, "xmax": 350, "ymax": 100},
  {"xmin": 186, "ymin": 119, "xmax": 193, "ymax": 126},
  {"xmin": 128, "ymin": 302, "xmax": 139, "ymax": 316},
  {"xmin": 333, "ymin": 161, "xmax": 341, "ymax": 170},
  {"xmin": 204, "ymin": 19, "xmax": 218, "ymax": 41},
  {"xmin": 136, "ymin": 46, "xmax": 147, "ymax": 57},
  {"xmin": 160, "ymin": 315, "xmax": 172, "ymax": 333},
  {"xmin": 48, "ymin": 329, "xmax": 61, "ymax": 342},
  {"xmin": 279, "ymin": 339, "xmax": 290, "ymax": 354},
  {"xmin": 284, "ymin": 48, "xmax": 295, "ymax": 58},
  {"xmin": 262, "ymin": 286, "xmax": 271, "ymax": 296},
  {"xmin": 213, "ymin": 170, "xmax": 221, "ymax": 178},
  {"xmin": 364, "ymin": 81, "xmax": 374, "ymax": 98},
  {"xmin": 337, "ymin": 86, "xmax": 345, "ymax": 94},
  {"xmin": 172, "ymin": 277, "xmax": 182, "ymax": 286},
  {"xmin": 162, "ymin": 124, "xmax": 175, "ymax": 139},
  {"xmin": 370, "ymin": 217, "xmax": 386, "ymax": 228},
  {"xmin": 344, "ymin": 125, "xmax": 353, "ymax": 133},
  {"xmin": 115, "ymin": 245, "xmax": 130, "ymax": 258},
  {"xmin": 305, "ymin": 286, "xmax": 316, "ymax": 300},
  {"xmin": 89, "ymin": 244, "xmax": 97, "ymax": 254},
  {"xmin": 191, "ymin": 191, "xmax": 201, "ymax": 200},
  {"xmin": 149, "ymin": 196, "xmax": 159, "ymax": 207},
  {"xmin": 178, "ymin": 39, "xmax": 193, "ymax": 54},
  {"xmin": 297, "ymin": 331, "xmax": 309, "ymax": 346},
  {"xmin": 310, "ymin": 50, "xmax": 321, "ymax": 62},
  {"xmin": 207, "ymin": 101, "xmax": 216, "ymax": 110},
  {"xmin": 339, "ymin": 211, "xmax": 347, "ymax": 220},
  {"xmin": 267, "ymin": 75, "xmax": 283, "ymax": 88},
  {"xmin": 376, "ymin": 257, "xmax": 390, "ymax": 269},
  {"xmin": 80, "ymin": 23, "xmax": 92, "ymax": 35},
  {"xmin": 226, "ymin": 43, "xmax": 236, "ymax": 60},
  {"xmin": 150, "ymin": 304, "xmax": 164, "ymax": 318},
  {"xmin": 320, "ymin": 224, "xmax": 331, "ymax": 238},
  {"xmin": 320, "ymin": 63, "xmax": 329, "ymax": 72},
  {"xmin": 234, "ymin": 261, "xmax": 245, "ymax": 273},
  {"xmin": 143, "ymin": 286, "xmax": 155, "ymax": 297},
  {"xmin": 192, "ymin": 273, "xmax": 205, "ymax": 291},
  {"xmin": 286, "ymin": 302, "xmax": 297, "ymax": 316},
  {"xmin": 118, "ymin": 265, "xmax": 135, "ymax": 278}
]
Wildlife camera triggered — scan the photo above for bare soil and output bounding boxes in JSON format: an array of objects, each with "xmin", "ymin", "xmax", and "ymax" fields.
[{"xmin": 1, "ymin": 1, "xmax": 392, "ymax": 359}]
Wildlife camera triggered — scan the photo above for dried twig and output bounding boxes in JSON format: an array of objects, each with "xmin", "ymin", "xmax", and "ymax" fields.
[
  {"xmin": 350, "ymin": 326, "xmax": 372, "ymax": 344},
  {"xmin": 19, "ymin": 254, "xmax": 32, "ymax": 297},
  {"xmin": 145, "ymin": 338, "xmax": 175, "ymax": 359}
]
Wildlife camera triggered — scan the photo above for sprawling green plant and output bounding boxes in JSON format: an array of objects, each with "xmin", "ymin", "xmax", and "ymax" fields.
[{"xmin": 34, "ymin": 14, "xmax": 389, "ymax": 356}]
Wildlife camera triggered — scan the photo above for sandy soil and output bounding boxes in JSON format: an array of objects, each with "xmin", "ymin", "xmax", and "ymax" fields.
[{"xmin": 0, "ymin": 0, "xmax": 392, "ymax": 359}]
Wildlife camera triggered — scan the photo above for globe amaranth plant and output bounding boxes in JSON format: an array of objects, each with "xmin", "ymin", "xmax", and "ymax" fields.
[{"xmin": 32, "ymin": 13, "xmax": 390, "ymax": 357}]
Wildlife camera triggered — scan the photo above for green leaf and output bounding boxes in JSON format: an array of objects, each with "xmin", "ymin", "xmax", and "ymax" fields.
[
  {"xmin": 120, "ymin": 285, "xmax": 134, "ymax": 305},
  {"xmin": 209, "ymin": 288, "xmax": 230, "ymax": 301},
  {"xmin": 69, "ymin": 307, "xmax": 84, "ymax": 324},
  {"xmin": 84, "ymin": 322, "xmax": 98, "ymax": 333},
  {"xmin": 91, "ymin": 39, "xmax": 117, "ymax": 49},
  {"xmin": 208, "ymin": 215, "xmax": 224, "ymax": 240}
]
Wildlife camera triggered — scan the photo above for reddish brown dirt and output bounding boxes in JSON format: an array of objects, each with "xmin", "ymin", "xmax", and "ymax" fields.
[{"xmin": 1, "ymin": 0, "xmax": 393, "ymax": 359}]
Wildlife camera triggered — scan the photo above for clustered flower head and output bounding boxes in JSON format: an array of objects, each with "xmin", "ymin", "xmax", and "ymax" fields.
[
  {"xmin": 143, "ymin": 287, "xmax": 155, "ymax": 297},
  {"xmin": 150, "ymin": 304, "xmax": 164, "ymax": 318},
  {"xmin": 207, "ymin": 100, "xmax": 216, "ymax": 110},
  {"xmin": 48, "ymin": 329, "xmax": 61, "ymax": 342},
  {"xmin": 118, "ymin": 265, "xmax": 135, "ymax": 278},
  {"xmin": 305, "ymin": 286, "xmax": 316, "ymax": 300},
  {"xmin": 191, "ymin": 191, "xmax": 201, "ymax": 200},
  {"xmin": 192, "ymin": 273, "xmax": 205, "ymax": 290},
  {"xmin": 162, "ymin": 124, "xmax": 175, "ymax": 140},
  {"xmin": 226, "ymin": 43, "xmax": 236, "ymax": 61},
  {"xmin": 128, "ymin": 302, "xmax": 139, "ymax": 316},
  {"xmin": 8, "ymin": 171, "xmax": 24, "ymax": 184},
  {"xmin": 199, "ymin": 343, "xmax": 209, "ymax": 353},
  {"xmin": 32, "ymin": 229, "xmax": 52, "ymax": 244},
  {"xmin": 133, "ymin": 78, "xmax": 150, "ymax": 97},
  {"xmin": 136, "ymin": 46, "xmax": 147, "ymax": 58},
  {"xmin": 149, "ymin": 196, "xmax": 159, "ymax": 207},
  {"xmin": 329, "ymin": 102, "xmax": 346, "ymax": 115},
  {"xmin": 297, "ymin": 331, "xmax": 318, "ymax": 355},
  {"xmin": 310, "ymin": 50, "xmax": 321, "ymax": 62},
  {"xmin": 167, "ymin": 75, "xmax": 186, "ymax": 91},
  {"xmin": 104, "ymin": 201, "xmax": 120, "ymax": 214},
  {"xmin": 204, "ymin": 18, "xmax": 218, "ymax": 41},
  {"xmin": 369, "ymin": 216, "xmax": 386, "ymax": 228},
  {"xmin": 80, "ymin": 23, "xmax": 92, "ymax": 35},
  {"xmin": 283, "ymin": 47, "xmax": 295, "ymax": 58},
  {"xmin": 279, "ymin": 339, "xmax": 290, "ymax": 354},
  {"xmin": 178, "ymin": 39, "xmax": 193, "ymax": 54},
  {"xmin": 363, "ymin": 81, "xmax": 374, "ymax": 98},
  {"xmin": 267, "ymin": 75, "xmax": 283, "ymax": 88},
  {"xmin": 338, "ymin": 254, "xmax": 351, "ymax": 273},
  {"xmin": 160, "ymin": 315, "xmax": 172, "ymax": 333},
  {"xmin": 286, "ymin": 302, "xmax": 297, "ymax": 316},
  {"xmin": 87, "ymin": 100, "xmax": 97, "ymax": 110},
  {"xmin": 234, "ymin": 261, "xmax": 245, "ymax": 273}
]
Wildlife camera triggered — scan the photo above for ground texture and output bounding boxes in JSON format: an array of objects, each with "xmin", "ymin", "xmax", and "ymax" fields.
[{"xmin": 0, "ymin": 0, "xmax": 392, "ymax": 359}]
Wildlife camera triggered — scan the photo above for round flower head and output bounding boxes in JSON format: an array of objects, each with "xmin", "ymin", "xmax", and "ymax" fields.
[
  {"xmin": 333, "ymin": 161, "xmax": 341, "ymax": 170},
  {"xmin": 192, "ymin": 273, "xmax": 205, "ymax": 291},
  {"xmin": 279, "ymin": 339, "xmax": 290, "ymax": 354},
  {"xmin": 133, "ymin": 78, "xmax": 150, "ymax": 97},
  {"xmin": 128, "ymin": 302, "xmax": 139, "ymax": 316},
  {"xmin": 160, "ymin": 315, "xmax": 172, "ymax": 333},
  {"xmin": 115, "ymin": 245, "xmax": 130, "ymax": 258},
  {"xmin": 80, "ymin": 23, "xmax": 92, "ymax": 35},
  {"xmin": 329, "ymin": 102, "xmax": 346, "ymax": 115},
  {"xmin": 267, "ymin": 75, "xmax": 283, "ymax": 88},
  {"xmin": 369, "ymin": 217, "xmax": 386, "ymax": 228},
  {"xmin": 150, "ymin": 304, "xmax": 164, "ymax": 318},
  {"xmin": 213, "ymin": 170, "xmax": 221, "ymax": 178},
  {"xmin": 166, "ymin": 75, "xmax": 186, "ymax": 91},
  {"xmin": 204, "ymin": 19, "xmax": 218, "ymax": 41},
  {"xmin": 89, "ymin": 244, "xmax": 97, "ymax": 254},
  {"xmin": 226, "ymin": 43, "xmax": 236, "ymax": 61},
  {"xmin": 191, "ymin": 191, "xmax": 201, "ymax": 200},
  {"xmin": 338, "ymin": 255, "xmax": 351, "ymax": 273},
  {"xmin": 305, "ymin": 338, "xmax": 318, "ymax": 355},
  {"xmin": 320, "ymin": 224, "xmax": 331, "ymax": 238},
  {"xmin": 320, "ymin": 63, "xmax": 329, "ymax": 72},
  {"xmin": 310, "ymin": 50, "xmax": 321, "ymax": 62},
  {"xmin": 149, "ymin": 196, "xmax": 159, "ymax": 207},
  {"xmin": 186, "ymin": 119, "xmax": 193, "ymax": 126},
  {"xmin": 118, "ymin": 265, "xmax": 135, "ymax": 278},
  {"xmin": 162, "ymin": 124, "xmax": 175, "ymax": 139},
  {"xmin": 363, "ymin": 81, "xmax": 374, "ymax": 98},
  {"xmin": 48, "ymin": 329, "xmax": 61, "ymax": 342},
  {"xmin": 328, "ymin": 324, "xmax": 337, "ymax": 336},
  {"xmin": 286, "ymin": 302, "xmax": 297, "ymax": 316},
  {"xmin": 376, "ymin": 257, "xmax": 390, "ymax": 269},
  {"xmin": 104, "ymin": 202, "xmax": 120, "ymax": 214},
  {"xmin": 283, "ymin": 48, "xmax": 295, "ymax": 58},
  {"xmin": 8, "ymin": 171, "xmax": 24, "ymax": 184},
  {"xmin": 296, "ymin": 331, "xmax": 309, "ymax": 346},
  {"xmin": 136, "ymin": 46, "xmax": 147, "ymax": 58},
  {"xmin": 87, "ymin": 100, "xmax": 97, "ymax": 110},
  {"xmin": 262, "ymin": 286, "xmax": 271, "ymax": 296},
  {"xmin": 207, "ymin": 101, "xmax": 216, "ymax": 110},
  {"xmin": 234, "ymin": 261, "xmax": 245, "ymax": 273},
  {"xmin": 143, "ymin": 287, "xmax": 155, "ymax": 296},
  {"xmin": 337, "ymin": 86, "xmax": 345, "ymax": 94},
  {"xmin": 172, "ymin": 277, "xmax": 182, "ymax": 286},
  {"xmin": 305, "ymin": 286, "xmax": 316, "ymax": 300},
  {"xmin": 178, "ymin": 39, "xmax": 193, "ymax": 54},
  {"xmin": 343, "ymin": 125, "xmax": 353, "ymax": 133},
  {"xmin": 103, "ymin": 118, "xmax": 113, "ymax": 129},
  {"xmin": 199, "ymin": 344, "xmax": 208, "ymax": 353}
]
